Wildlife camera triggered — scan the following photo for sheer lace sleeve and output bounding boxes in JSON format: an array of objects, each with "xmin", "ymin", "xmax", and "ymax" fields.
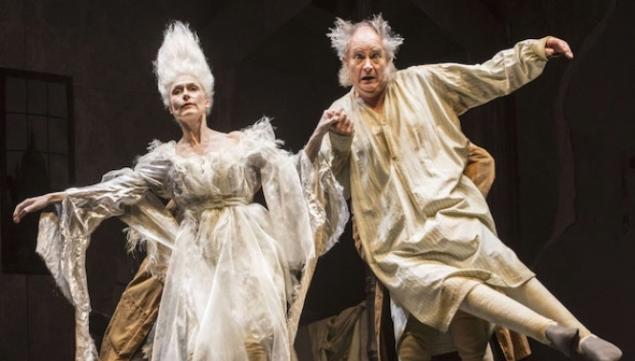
[
  {"xmin": 243, "ymin": 119, "xmax": 316, "ymax": 268},
  {"xmin": 242, "ymin": 118, "xmax": 349, "ymax": 343},
  {"xmin": 36, "ymin": 141, "xmax": 176, "ymax": 361},
  {"xmin": 243, "ymin": 119, "xmax": 348, "ymax": 262},
  {"xmin": 296, "ymin": 146, "xmax": 349, "ymax": 256}
]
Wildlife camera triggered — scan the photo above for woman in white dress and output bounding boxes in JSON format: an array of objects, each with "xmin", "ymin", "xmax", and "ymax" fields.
[{"xmin": 12, "ymin": 21, "xmax": 351, "ymax": 361}]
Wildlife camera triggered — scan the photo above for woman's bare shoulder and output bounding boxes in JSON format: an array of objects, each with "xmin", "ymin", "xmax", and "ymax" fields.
[{"xmin": 227, "ymin": 130, "xmax": 242, "ymax": 140}]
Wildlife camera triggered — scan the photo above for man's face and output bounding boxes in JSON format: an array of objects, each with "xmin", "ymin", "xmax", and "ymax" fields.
[{"xmin": 345, "ymin": 26, "xmax": 388, "ymax": 105}]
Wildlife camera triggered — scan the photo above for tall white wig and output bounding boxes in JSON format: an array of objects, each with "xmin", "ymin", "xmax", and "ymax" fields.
[
  {"xmin": 154, "ymin": 21, "xmax": 214, "ymax": 109},
  {"xmin": 327, "ymin": 14, "xmax": 404, "ymax": 87}
]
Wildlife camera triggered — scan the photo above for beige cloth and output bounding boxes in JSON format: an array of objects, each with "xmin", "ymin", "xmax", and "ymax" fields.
[
  {"xmin": 399, "ymin": 310, "xmax": 493, "ymax": 361},
  {"xmin": 354, "ymin": 144, "xmax": 530, "ymax": 360},
  {"xmin": 464, "ymin": 144, "xmax": 496, "ymax": 197},
  {"xmin": 303, "ymin": 304, "xmax": 371, "ymax": 361},
  {"xmin": 100, "ymin": 259, "xmax": 163, "ymax": 361},
  {"xmin": 494, "ymin": 328, "xmax": 531, "ymax": 361},
  {"xmin": 393, "ymin": 144, "xmax": 531, "ymax": 361},
  {"xmin": 320, "ymin": 38, "xmax": 548, "ymax": 333}
]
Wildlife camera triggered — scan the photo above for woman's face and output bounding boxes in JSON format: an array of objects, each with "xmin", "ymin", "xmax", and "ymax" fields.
[{"xmin": 169, "ymin": 74, "xmax": 210, "ymax": 123}]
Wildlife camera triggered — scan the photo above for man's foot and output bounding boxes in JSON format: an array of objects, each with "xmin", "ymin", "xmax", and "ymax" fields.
[
  {"xmin": 545, "ymin": 324, "xmax": 579, "ymax": 357},
  {"xmin": 578, "ymin": 335, "xmax": 622, "ymax": 361}
]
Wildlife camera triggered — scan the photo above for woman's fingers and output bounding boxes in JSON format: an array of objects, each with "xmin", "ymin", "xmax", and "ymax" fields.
[
  {"xmin": 319, "ymin": 109, "xmax": 352, "ymax": 135},
  {"xmin": 330, "ymin": 115, "xmax": 353, "ymax": 135},
  {"xmin": 13, "ymin": 199, "xmax": 29, "ymax": 223},
  {"xmin": 13, "ymin": 197, "xmax": 44, "ymax": 223}
]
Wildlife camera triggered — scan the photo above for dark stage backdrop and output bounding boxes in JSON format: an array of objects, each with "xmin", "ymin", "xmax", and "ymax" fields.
[{"xmin": 0, "ymin": 1, "xmax": 632, "ymax": 360}]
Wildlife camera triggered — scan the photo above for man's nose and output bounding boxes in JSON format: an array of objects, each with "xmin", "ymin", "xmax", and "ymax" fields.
[{"xmin": 362, "ymin": 58, "xmax": 373, "ymax": 71}]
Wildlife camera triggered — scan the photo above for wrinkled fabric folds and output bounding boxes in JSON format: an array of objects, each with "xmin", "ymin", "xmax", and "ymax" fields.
[
  {"xmin": 36, "ymin": 119, "xmax": 348, "ymax": 361},
  {"xmin": 321, "ymin": 39, "xmax": 548, "ymax": 332}
]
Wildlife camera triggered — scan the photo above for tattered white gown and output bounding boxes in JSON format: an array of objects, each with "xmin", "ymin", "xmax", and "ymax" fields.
[{"xmin": 36, "ymin": 120, "xmax": 348, "ymax": 361}]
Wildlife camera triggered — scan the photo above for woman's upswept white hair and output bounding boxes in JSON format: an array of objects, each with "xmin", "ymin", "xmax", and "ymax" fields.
[
  {"xmin": 327, "ymin": 14, "xmax": 404, "ymax": 87},
  {"xmin": 154, "ymin": 21, "xmax": 214, "ymax": 109}
]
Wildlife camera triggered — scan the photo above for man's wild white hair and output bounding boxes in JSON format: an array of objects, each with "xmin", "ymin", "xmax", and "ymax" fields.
[
  {"xmin": 154, "ymin": 21, "xmax": 214, "ymax": 110},
  {"xmin": 327, "ymin": 14, "xmax": 404, "ymax": 87}
]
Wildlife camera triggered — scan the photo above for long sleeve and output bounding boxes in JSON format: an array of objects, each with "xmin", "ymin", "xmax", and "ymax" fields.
[
  {"xmin": 243, "ymin": 120, "xmax": 316, "ymax": 269},
  {"xmin": 317, "ymin": 131, "xmax": 353, "ymax": 199},
  {"xmin": 62, "ymin": 157, "xmax": 169, "ymax": 237},
  {"xmin": 242, "ymin": 119, "xmax": 349, "ymax": 344},
  {"xmin": 36, "ymin": 144, "xmax": 173, "ymax": 361},
  {"xmin": 293, "ymin": 143, "xmax": 350, "ymax": 345},
  {"xmin": 296, "ymin": 148, "xmax": 349, "ymax": 256},
  {"xmin": 425, "ymin": 37, "xmax": 549, "ymax": 115},
  {"xmin": 243, "ymin": 120, "xmax": 348, "ymax": 266}
]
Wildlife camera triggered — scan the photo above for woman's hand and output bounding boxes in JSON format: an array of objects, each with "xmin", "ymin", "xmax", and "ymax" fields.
[
  {"xmin": 13, "ymin": 192, "xmax": 64, "ymax": 223},
  {"xmin": 314, "ymin": 109, "xmax": 352, "ymax": 137},
  {"xmin": 304, "ymin": 109, "xmax": 353, "ymax": 162},
  {"xmin": 328, "ymin": 109, "xmax": 353, "ymax": 136}
]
